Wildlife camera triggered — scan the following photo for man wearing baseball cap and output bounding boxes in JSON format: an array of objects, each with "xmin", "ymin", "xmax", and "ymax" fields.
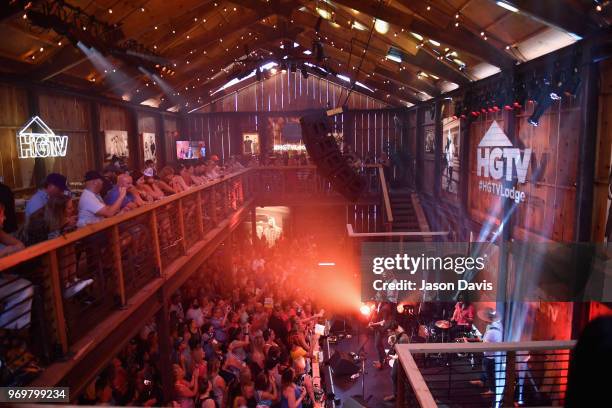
[
  {"xmin": 25, "ymin": 173, "xmax": 70, "ymax": 218},
  {"xmin": 77, "ymin": 171, "xmax": 126, "ymax": 227}
]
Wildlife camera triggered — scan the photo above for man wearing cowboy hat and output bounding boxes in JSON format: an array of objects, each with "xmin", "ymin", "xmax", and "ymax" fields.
[{"xmin": 470, "ymin": 307, "xmax": 503, "ymax": 396}]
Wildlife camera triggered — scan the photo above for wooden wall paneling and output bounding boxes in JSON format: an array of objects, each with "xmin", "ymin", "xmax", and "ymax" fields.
[
  {"xmin": 38, "ymin": 92, "xmax": 93, "ymax": 185},
  {"xmin": 163, "ymin": 115, "xmax": 178, "ymax": 164},
  {"xmin": 592, "ymin": 60, "xmax": 612, "ymax": 242},
  {"xmin": 511, "ymin": 100, "xmax": 580, "ymax": 242},
  {"xmin": 0, "ymin": 84, "xmax": 28, "ymax": 188},
  {"xmin": 466, "ymin": 113, "xmax": 506, "ymax": 230}
]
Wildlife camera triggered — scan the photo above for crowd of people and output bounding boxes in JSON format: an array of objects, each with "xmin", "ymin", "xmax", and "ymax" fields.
[
  {"xmin": 80, "ymin": 233, "xmax": 328, "ymax": 408},
  {"xmin": 0, "ymin": 155, "xmax": 249, "ymax": 255}
]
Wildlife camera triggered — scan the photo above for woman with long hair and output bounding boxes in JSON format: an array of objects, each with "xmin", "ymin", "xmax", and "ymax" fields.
[
  {"xmin": 20, "ymin": 195, "xmax": 76, "ymax": 246},
  {"xmin": 280, "ymin": 368, "xmax": 304, "ymax": 408},
  {"xmin": 173, "ymin": 363, "xmax": 199, "ymax": 408}
]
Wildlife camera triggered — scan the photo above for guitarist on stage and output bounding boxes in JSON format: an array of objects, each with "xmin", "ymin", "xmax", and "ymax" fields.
[{"xmin": 369, "ymin": 303, "xmax": 394, "ymax": 370}]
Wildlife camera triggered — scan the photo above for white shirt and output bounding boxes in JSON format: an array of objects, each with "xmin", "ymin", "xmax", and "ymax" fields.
[
  {"xmin": 483, "ymin": 321, "xmax": 503, "ymax": 357},
  {"xmin": 186, "ymin": 307, "xmax": 204, "ymax": 328},
  {"xmin": 77, "ymin": 189, "xmax": 105, "ymax": 227}
]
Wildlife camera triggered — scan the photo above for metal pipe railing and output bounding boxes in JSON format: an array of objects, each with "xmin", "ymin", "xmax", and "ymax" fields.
[{"xmin": 395, "ymin": 340, "xmax": 576, "ymax": 408}]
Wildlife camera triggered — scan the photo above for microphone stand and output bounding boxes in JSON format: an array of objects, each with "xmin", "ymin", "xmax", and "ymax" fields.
[{"xmin": 352, "ymin": 332, "xmax": 371, "ymax": 403}]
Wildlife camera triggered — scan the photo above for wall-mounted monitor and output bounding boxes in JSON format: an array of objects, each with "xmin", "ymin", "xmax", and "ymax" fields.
[{"xmin": 176, "ymin": 141, "xmax": 206, "ymax": 160}]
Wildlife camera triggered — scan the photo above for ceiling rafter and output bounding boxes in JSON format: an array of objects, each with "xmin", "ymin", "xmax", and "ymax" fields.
[
  {"xmin": 292, "ymin": 27, "xmax": 440, "ymax": 96},
  {"xmin": 495, "ymin": 0, "xmax": 599, "ymax": 38},
  {"xmin": 288, "ymin": 8, "xmax": 470, "ymax": 87},
  {"xmin": 331, "ymin": 0, "xmax": 515, "ymax": 68}
]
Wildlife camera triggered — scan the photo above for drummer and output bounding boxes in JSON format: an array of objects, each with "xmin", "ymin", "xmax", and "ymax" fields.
[{"xmin": 450, "ymin": 295, "xmax": 474, "ymax": 340}]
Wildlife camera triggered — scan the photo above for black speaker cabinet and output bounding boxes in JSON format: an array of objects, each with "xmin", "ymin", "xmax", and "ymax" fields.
[{"xmin": 328, "ymin": 351, "xmax": 360, "ymax": 376}]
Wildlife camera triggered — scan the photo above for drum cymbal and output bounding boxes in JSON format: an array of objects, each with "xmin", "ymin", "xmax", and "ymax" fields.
[{"xmin": 435, "ymin": 320, "xmax": 451, "ymax": 329}]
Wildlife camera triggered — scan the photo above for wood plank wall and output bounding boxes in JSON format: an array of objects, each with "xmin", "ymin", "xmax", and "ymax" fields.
[
  {"xmin": 197, "ymin": 71, "xmax": 388, "ymax": 113},
  {"xmin": 182, "ymin": 71, "xmax": 400, "ymax": 161},
  {"xmin": 37, "ymin": 92, "xmax": 94, "ymax": 187},
  {"xmin": 466, "ymin": 97, "xmax": 580, "ymax": 242},
  {"xmin": 184, "ymin": 109, "xmax": 408, "ymax": 161},
  {"xmin": 0, "ymin": 84, "xmax": 29, "ymax": 188},
  {"xmin": 0, "ymin": 82, "xmax": 176, "ymax": 190},
  {"xmin": 592, "ymin": 60, "xmax": 612, "ymax": 242}
]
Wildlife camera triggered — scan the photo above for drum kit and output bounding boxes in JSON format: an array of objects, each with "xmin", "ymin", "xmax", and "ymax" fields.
[{"xmin": 397, "ymin": 304, "xmax": 479, "ymax": 345}]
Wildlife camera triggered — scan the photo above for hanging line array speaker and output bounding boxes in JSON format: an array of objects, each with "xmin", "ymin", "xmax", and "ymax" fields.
[{"xmin": 300, "ymin": 112, "xmax": 366, "ymax": 202}]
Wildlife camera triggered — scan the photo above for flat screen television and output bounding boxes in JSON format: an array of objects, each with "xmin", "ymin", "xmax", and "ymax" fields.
[{"xmin": 176, "ymin": 141, "xmax": 206, "ymax": 160}]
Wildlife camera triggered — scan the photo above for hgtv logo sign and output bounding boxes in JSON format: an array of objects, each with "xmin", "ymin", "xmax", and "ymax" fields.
[{"xmin": 477, "ymin": 121, "xmax": 530, "ymax": 203}]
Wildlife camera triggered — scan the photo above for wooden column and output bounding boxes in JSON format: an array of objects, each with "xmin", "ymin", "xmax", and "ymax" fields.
[
  {"xmin": 155, "ymin": 112, "xmax": 167, "ymax": 168},
  {"xmin": 155, "ymin": 301, "xmax": 173, "ymax": 404},
  {"xmin": 251, "ymin": 207, "xmax": 257, "ymax": 243},
  {"xmin": 415, "ymin": 107, "xmax": 424, "ymax": 193},
  {"xmin": 433, "ymin": 101, "xmax": 443, "ymax": 200},
  {"xmin": 111, "ymin": 225, "xmax": 126, "ymax": 307},
  {"xmin": 150, "ymin": 209, "xmax": 163, "ymax": 275},
  {"xmin": 195, "ymin": 191, "xmax": 205, "ymax": 238},
  {"xmin": 128, "ymin": 108, "xmax": 141, "ymax": 170},
  {"xmin": 89, "ymin": 101, "xmax": 103, "ymax": 169},
  {"xmin": 575, "ymin": 60, "xmax": 599, "ymax": 242},
  {"xmin": 502, "ymin": 351, "xmax": 517, "ymax": 406},
  {"xmin": 49, "ymin": 250, "xmax": 68, "ymax": 355}
]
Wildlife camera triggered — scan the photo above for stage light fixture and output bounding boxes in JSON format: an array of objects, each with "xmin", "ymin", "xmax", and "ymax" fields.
[
  {"xmin": 496, "ymin": 1, "xmax": 519, "ymax": 12},
  {"xmin": 360, "ymin": 304, "xmax": 372, "ymax": 316}
]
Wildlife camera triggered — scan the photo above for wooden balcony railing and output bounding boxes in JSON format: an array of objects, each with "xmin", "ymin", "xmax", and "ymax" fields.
[
  {"xmin": 0, "ymin": 169, "xmax": 253, "ymax": 383},
  {"xmin": 0, "ymin": 165, "xmax": 390, "ymax": 386},
  {"xmin": 395, "ymin": 340, "xmax": 576, "ymax": 408}
]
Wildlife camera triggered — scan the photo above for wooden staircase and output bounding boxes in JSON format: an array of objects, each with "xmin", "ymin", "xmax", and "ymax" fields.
[{"xmin": 390, "ymin": 189, "xmax": 421, "ymax": 232}]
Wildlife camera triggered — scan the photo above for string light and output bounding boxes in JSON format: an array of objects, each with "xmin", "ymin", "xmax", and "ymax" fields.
[{"xmin": 108, "ymin": 8, "xmax": 112, "ymax": 14}]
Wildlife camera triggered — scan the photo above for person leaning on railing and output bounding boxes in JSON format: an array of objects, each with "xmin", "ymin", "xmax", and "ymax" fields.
[
  {"xmin": 18, "ymin": 194, "xmax": 77, "ymax": 247},
  {"xmin": 77, "ymin": 171, "xmax": 127, "ymax": 228},
  {"xmin": 24, "ymin": 173, "xmax": 70, "ymax": 220}
]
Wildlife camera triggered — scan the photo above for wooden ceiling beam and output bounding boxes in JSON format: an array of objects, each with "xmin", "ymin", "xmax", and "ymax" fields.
[
  {"xmin": 162, "ymin": 10, "xmax": 275, "ymax": 60},
  {"xmin": 331, "ymin": 0, "xmax": 515, "ymax": 68},
  {"xmin": 310, "ymin": 43, "xmax": 421, "ymax": 104},
  {"xmin": 289, "ymin": 9, "xmax": 470, "ymax": 87},
  {"xmin": 496, "ymin": 1, "xmax": 599, "ymax": 38}
]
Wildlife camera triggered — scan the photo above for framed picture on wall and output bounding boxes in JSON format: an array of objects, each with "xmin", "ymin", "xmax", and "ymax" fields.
[
  {"xmin": 104, "ymin": 130, "xmax": 129, "ymax": 160},
  {"xmin": 142, "ymin": 132, "xmax": 157, "ymax": 163},
  {"xmin": 243, "ymin": 133, "xmax": 260, "ymax": 155},
  {"xmin": 424, "ymin": 128, "xmax": 435, "ymax": 154},
  {"xmin": 441, "ymin": 117, "xmax": 461, "ymax": 195}
]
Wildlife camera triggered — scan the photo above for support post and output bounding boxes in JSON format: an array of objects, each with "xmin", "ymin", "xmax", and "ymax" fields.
[
  {"xmin": 150, "ymin": 209, "xmax": 163, "ymax": 275},
  {"xmin": 49, "ymin": 250, "xmax": 68, "ymax": 355},
  {"xmin": 111, "ymin": 225, "xmax": 126, "ymax": 307},
  {"xmin": 155, "ymin": 301, "xmax": 173, "ymax": 404}
]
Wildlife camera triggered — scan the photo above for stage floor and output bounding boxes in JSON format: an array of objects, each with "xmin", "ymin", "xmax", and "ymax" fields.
[
  {"xmin": 326, "ymin": 318, "xmax": 492, "ymax": 408},
  {"xmin": 328, "ymin": 323, "xmax": 394, "ymax": 408}
]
